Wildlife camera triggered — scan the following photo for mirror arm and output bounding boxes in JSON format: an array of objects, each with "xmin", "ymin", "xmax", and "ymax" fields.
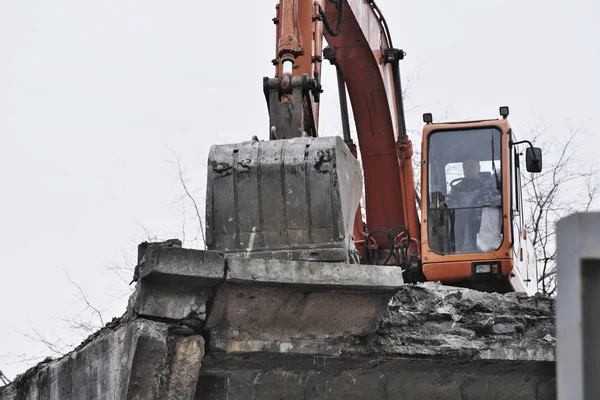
[{"xmin": 510, "ymin": 139, "xmax": 539, "ymax": 162}]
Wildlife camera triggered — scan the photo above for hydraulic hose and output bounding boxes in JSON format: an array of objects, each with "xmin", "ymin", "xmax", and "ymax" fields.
[{"xmin": 318, "ymin": 1, "xmax": 344, "ymax": 37}]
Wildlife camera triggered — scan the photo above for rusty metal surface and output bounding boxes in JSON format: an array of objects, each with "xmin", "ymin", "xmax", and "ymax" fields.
[
  {"xmin": 205, "ymin": 136, "xmax": 361, "ymax": 262},
  {"xmin": 322, "ymin": 1, "xmax": 421, "ymax": 249},
  {"xmin": 272, "ymin": 0, "xmax": 323, "ymax": 85},
  {"xmin": 264, "ymin": 74, "xmax": 319, "ymax": 139}
]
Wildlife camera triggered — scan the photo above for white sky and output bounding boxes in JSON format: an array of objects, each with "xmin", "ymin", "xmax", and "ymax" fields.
[{"xmin": 1, "ymin": 0, "xmax": 599, "ymax": 379}]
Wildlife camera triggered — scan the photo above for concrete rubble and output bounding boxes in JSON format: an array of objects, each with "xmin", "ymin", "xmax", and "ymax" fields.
[
  {"xmin": 1, "ymin": 243, "xmax": 556, "ymax": 399},
  {"xmin": 364, "ymin": 283, "xmax": 555, "ymax": 361}
]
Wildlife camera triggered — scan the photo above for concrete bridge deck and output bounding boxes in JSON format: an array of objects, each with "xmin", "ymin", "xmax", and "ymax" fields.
[{"xmin": 0, "ymin": 244, "xmax": 555, "ymax": 399}]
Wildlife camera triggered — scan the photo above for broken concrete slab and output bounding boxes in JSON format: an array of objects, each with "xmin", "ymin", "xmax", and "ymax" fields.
[
  {"xmin": 354, "ymin": 285, "xmax": 555, "ymax": 362},
  {"xmin": 197, "ymin": 284, "xmax": 556, "ymax": 399},
  {"xmin": 226, "ymin": 258, "xmax": 404, "ymax": 291},
  {"xmin": 204, "ymin": 283, "xmax": 554, "ymax": 362},
  {"xmin": 129, "ymin": 247, "xmax": 225, "ymax": 321},
  {"xmin": 205, "ymin": 260, "xmax": 403, "ymax": 351},
  {"xmin": 131, "ymin": 245, "xmax": 403, "ymax": 336},
  {"xmin": 1, "ymin": 246, "xmax": 557, "ymax": 400},
  {"xmin": 224, "ymin": 246, "xmax": 357, "ymax": 263},
  {"xmin": 138, "ymin": 246, "xmax": 224, "ymax": 285},
  {"xmin": 129, "ymin": 281, "xmax": 211, "ymax": 322},
  {"xmin": 205, "ymin": 283, "xmax": 392, "ymax": 350}
]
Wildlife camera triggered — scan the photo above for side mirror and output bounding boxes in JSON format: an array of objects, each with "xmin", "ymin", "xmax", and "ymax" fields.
[{"xmin": 526, "ymin": 147, "xmax": 543, "ymax": 173}]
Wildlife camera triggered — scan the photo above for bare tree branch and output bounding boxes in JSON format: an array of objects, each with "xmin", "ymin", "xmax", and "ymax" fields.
[
  {"xmin": 181, "ymin": 206, "xmax": 187, "ymax": 246},
  {"xmin": 23, "ymin": 322, "xmax": 70, "ymax": 357},
  {"xmin": 0, "ymin": 369, "xmax": 11, "ymax": 385},
  {"xmin": 0, "ymin": 353, "xmax": 47, "ymax": 365},
  {"xmin": 167, "ymin": 149, "xmax": 206, "ymax": 249},
  {"xmin": 63, "ymin": 271, "xmax": 104, "ymax": 327},
  {"xmin": 177, "ymin": 161, "xmax": 205, "ymax": 247},
  {"xmin": 56, "ymin": 316, "xmax": 98, "ymax": 336},
  {"xmin": 522, "ymin": 126, "xmax": 599, "ymax": 295},
  {"xmin": 136, "ymin": 223, "xmax": 159, "ymax": 242}
]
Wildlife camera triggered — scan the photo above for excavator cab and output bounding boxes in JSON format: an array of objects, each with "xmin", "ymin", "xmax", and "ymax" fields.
[
  {"xmin": 426, "ymin": 126, "xmax": 503, "ymax": 255},
  {"xmin": 420, "ymin": 110, "xmax": 542, "ymax": 293}
]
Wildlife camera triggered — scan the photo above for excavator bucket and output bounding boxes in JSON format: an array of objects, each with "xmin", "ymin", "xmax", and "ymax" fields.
[{"xmin": 206, "ymin": 136, "xmax": 362, "ymax": 263}]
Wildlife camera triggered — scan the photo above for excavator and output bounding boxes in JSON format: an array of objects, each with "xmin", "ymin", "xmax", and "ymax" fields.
[{"xmin": 205, "ymin": 0, "xmax": 543, "ymax": 294}]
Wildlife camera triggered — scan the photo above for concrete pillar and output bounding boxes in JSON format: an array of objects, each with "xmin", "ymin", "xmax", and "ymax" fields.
[
  {"xmin": 556, "ymin": 212, "xmax": 600, "ymax": 400},
  {"xmin": 165, "ymin": 336, "xmax": 205, "ymax": 400}
]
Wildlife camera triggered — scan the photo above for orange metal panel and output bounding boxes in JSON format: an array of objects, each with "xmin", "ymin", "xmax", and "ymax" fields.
[
  {"xmin": 397, "ymin": 137, "xmax": 420, "ymax": 253},
  {"xmin": 274, "ymin": 0, "xmax": 322, "ymax": 130},
  {"xmin": 271, "ymin": 0, "xmax": 421, "ymax": 258},
  {"xmin": 274, "ymin": 4, "xmax": 281, "ymax": 77},
  {"xmin": 312, "ymin": 1, "xmax": 323, "ymax": 123},
  {"xmin": 294, "ymin": 0, "xmax": 312, "ymax": 76},
  {"xmin": 278, "ymin": 0, "xmax": 302, "ymax": 63},
  {"xmin": 419, "ymin": 119, "xmax": 517, "ymax": 282},
  {"xmin": 322, "ymin": 1, "xmax": 420, "ymax": 249},
  {"xmin": 422, "ymin": 259, "xmax": 514, "ymax": 283}
]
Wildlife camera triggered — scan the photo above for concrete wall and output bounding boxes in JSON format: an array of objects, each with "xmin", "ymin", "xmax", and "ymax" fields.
[
  {"xmin": 196, "ymin": 283, "xmax": 556, "ymax": 399},
  {"xmin": 0, "ymin": 319, "xmax": 203, "ymax": 400},
  {"xmin": 0, "ymin": 319, "xmax": 156, "ymax": 400},
  {"xmin": 0, "ymin": 246, "xmax": 557, "ymax": 400},
  {"xmin": 197, "ymin": 358, "xmax": 555, "ymax": 400}
]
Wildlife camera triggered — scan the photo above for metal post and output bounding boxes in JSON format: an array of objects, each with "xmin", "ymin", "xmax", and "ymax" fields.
[
  {"xmin": 556, "ymin": 212, "xmax": 600, "ymax": 400},
  {"xmin": 334, "ymin": 63, "xmax": 351, "ymax": 142}
]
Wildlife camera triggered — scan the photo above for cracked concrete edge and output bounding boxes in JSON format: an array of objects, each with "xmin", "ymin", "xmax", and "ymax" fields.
[
  {"xmin": 204, "ymin": 282, "xmax": 555, "ymax": 363},
  {"xmin": 164, "ymin": 336, "xmax": 205, "ymax": 400},
  {"xmin": 208, "ymin": 335, "xmax": 554, "ymax": 363},
  {"xmin": 137, "ymin": 245, "xmax": 404, "ymax": 292},
  {"xmin": 0, "ymin": 319, "xmax": 205, "ymax": 400},
  {"xmin": 0, "ymin": 319, "xmax": 165, "ymax": 400},
  {"xmin": 130, "ymin": 246, "xmax": 554, "ymax": 365},
  {"xmin": 226, "ymin": 257, "xmax": 404, "ymax": 291},
  {"xmin": 139, "ymin": 246, "xmax": 225, "ymax": 285},
  {"xmin": 132, "ymin": 246, "xmax": 403, "ymax": 325},
  {"xmin": 210, "ymin": 339, "xmax": 345, "ymax": 356}
]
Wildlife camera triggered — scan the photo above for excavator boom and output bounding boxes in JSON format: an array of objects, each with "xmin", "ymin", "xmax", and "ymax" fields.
[{"xmin": 263, "ymin": 0, "xmax": 421, "ymax": 264}]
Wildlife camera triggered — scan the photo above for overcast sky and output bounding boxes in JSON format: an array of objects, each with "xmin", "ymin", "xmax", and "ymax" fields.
[{"xmin": 1, "ymin": 0, "xmax": 599, "ymax": 379}]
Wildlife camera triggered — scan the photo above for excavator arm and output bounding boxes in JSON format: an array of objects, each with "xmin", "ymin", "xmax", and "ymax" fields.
[{"xmin": 265, "ymin": 0, "xmax": 420, "ymax": 266}]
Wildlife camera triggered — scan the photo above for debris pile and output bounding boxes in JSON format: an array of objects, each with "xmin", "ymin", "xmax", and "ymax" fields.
[{"xmin": 359, "ymin": 283, "xmax": 554, "ymax": 361}]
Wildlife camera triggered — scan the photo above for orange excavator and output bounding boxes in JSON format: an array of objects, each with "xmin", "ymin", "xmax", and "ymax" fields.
[{"xmin": 205, "ymin": 0, "xmax": 543, "ymax": 294}]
